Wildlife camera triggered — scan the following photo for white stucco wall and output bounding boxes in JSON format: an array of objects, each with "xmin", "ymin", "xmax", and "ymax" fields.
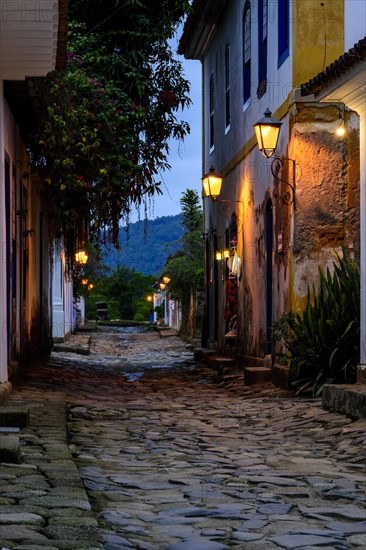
[{"xmin": 203, "ymin": 0, "xmax": 292, "ymax": 172}]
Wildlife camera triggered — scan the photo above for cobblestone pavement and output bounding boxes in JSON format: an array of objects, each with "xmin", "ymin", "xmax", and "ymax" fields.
[{"xmin": 1, "ymin": 326, "xmax": 365, "ymax": 550}]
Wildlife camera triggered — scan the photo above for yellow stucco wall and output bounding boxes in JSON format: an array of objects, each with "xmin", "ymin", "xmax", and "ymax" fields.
[{"xmin": 292, "ymin": 0, "xmax": 344, "ymax": 88}]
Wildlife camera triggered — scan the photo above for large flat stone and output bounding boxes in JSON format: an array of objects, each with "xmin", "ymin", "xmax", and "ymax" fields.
[
  {"xmin": 0, "ymin": 512, "xmax": 45, "ymax": 526},
  {"xmin": 268, "ymin": 533, "xmax": 345, "ymax": 548},
  {"xmin": 0, "ymin": 524, "xmax": 49, "ymax": 542}
]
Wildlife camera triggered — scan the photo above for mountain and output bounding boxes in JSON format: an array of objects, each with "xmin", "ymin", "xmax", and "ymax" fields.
[{"xmin": 102, "ymin": 214, "xmax": 183, "ymax": 276}]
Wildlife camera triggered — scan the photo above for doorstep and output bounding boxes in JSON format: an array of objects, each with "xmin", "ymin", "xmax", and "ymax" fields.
[{"xmin": 322, "ymin": 384, "xmax": 366, "ymax": 419}]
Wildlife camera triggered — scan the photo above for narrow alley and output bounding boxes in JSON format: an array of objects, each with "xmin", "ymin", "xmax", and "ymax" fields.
[{"xmin": 1, "ymin": 327, "xmax": 365, "ymax": 550}]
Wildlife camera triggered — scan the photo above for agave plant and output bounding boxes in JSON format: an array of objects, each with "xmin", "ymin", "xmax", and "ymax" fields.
[{"xmin": 272, "ymin": 247, "xmax": 360, "ymax": 396}]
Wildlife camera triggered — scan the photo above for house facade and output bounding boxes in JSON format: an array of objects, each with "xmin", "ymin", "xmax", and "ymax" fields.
[
  {"xmin": 0, "ymin": 0, "xmax": 68, "ymax": 384},
  {"xmin": 179, "ymin": 1, "xmax": 364, "ymax": 369},
  {"xmin": 301, "ymin": 37, "xmax": 366, "ymax": 384}
]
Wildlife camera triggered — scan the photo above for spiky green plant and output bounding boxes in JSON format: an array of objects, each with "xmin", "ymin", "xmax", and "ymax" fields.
[{"xmin": 272, "ymin": 247, "xmax": 360, "ymax": 396}]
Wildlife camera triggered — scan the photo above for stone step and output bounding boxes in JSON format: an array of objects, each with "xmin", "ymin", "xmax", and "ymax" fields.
[
  {"xmin": 200, "ymin": 350, "xmax": 218, "ymax": 365},
  {"xmin": 244, "ymin": 366, "xmax": 272, "ymax": 386},
  {"xmin": 53, "ymin": 342, "xmax": 90, "ymax": 355},
  {"xmin": 322, "ymin": 384, "xmax": 366, "ymax": 420},
  {"xmin": 213, "ymin": 356, "xmax": 237, "ymax": 375},
  {"xmin": 0, "ymin": 405, "xmax": 30, "ymax": 427},
  {"xmin": 272, "ymin": 363, "xmax": 294, "ymax": 390}
]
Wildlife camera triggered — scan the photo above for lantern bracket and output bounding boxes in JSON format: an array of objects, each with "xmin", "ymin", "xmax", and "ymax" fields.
[{"xmin": 271, "ymin": 157, "xmax": 296, "ymax": 210}]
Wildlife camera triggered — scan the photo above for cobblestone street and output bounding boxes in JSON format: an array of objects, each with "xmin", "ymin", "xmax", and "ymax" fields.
[{"xmin": 1, "ymin": 327, "xmax": 365, "ymax": 549}]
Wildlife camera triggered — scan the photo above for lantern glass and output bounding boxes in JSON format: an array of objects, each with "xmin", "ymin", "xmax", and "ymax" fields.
[
  {"xmin": 215, "ymin": 251, "xmax": 222, "ymax": 261},
  {"xmin": 254, "ymin": 109, "xmax": 282, "ymax": 158},
  {"xmin": 202, "ymin": 167, "xmax": 223, "ymax": 201},
  {"xmin": 159, "ymin": 283, "xmax": 166, "ymax": 290},
  {"xmin": 163, "ymin": 276, "xmax": 171, "ymax": 285},
  {"xmin": 223, "ymin": 249, "xmax": 230, "ymax": 259}
]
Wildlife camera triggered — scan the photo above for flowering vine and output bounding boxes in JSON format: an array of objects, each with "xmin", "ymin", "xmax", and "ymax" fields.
[{"xmin": 30, "ymin": 2, "xmax": 191, "ymax": 264}]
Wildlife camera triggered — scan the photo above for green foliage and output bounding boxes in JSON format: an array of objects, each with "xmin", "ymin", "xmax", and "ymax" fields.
[
  {"xmin": 30, "ymin": 1, "xmax": 191, "ymax": 263},
  {"xmin": 87, "ymin": 266, "xmax": 155, "ymax": 320},
  {"xmin": 164, "ymin": 190, "xmax": 204, "ymax": 301},
  {"xmin": 272, "ymin": 248, "xmax": 360, "ymax": 396},
  {"xmin": 133, "ymin": 296, "xmax": 154, "ymax": 322},
  {"xmin": 162, "ymin": 189, "xmax": 203, "ymax": 334},
  {"xmin": 181, "ymin": 189, "xmax": 202, "ymax": 232}
]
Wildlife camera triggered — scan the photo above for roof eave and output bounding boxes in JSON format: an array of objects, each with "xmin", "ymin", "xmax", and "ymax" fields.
[
  {"xmin": 178, "ymin": 0, "xmax": 229, "ymax": 60},
  {"xmin": 301, "ymin": 36, "xmax": 366, "ymax": 97}
]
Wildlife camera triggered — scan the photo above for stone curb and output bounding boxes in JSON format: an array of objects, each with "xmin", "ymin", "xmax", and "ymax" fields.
[
  {"xmin": 322, "ymin": 383, "xmax": 366, "ymax": 419},
  {"xmin": 0, "ymin": 390, "xmax": 102, "ymax": 549},
  {"xmin": 0, "ymin": 382, "xmax": 12, "ymax": 405}
]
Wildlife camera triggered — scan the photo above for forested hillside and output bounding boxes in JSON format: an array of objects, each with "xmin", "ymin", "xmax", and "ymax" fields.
[{"xmin": 102, "ymin": 215, "xmax": 183, "ymax": 276}]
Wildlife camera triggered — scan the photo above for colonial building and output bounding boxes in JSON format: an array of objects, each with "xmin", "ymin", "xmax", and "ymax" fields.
[
  {"xmin": 301, "ymin": 37, "xmax": 366, "ymax": 385},
  {"xmin": 179, "ymin": 1, "xmax": 364, "ymax": 375},
  {"xmin": 0, "ymin": 0, "xmax": 68, "ymax": 385}
]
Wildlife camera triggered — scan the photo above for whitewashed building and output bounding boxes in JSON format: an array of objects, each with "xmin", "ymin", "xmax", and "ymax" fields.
[{"xmin": 0, "ymin": 0, "xmax": 68, "ymax": 385}]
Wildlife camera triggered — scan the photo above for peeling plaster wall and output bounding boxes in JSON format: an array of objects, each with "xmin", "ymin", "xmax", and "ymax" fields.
[
  {"xmin": 289, "ymin": 102, "xmax": 360, "ymax": 311},
  {"xmin": 198, "ymin": 1, "xmax": 360, "ymax": 363},
  {"xmin": 235, "ymin": 102, "xmax": 360, "ymax": 361}
]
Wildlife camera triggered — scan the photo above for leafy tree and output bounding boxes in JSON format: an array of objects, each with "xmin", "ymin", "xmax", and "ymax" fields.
[
  {"xmin": 164, "ymin": 189, "xmax": 204, "ymax": 335},
  {"xmin": 101, "ymin": 266, "xmax": 155, "ymax": 320},
  {"xmin": 181, "ymin": 188, "xmax": 202, "ymax": 232},
  {"xmin": 30, "ymin": 0, "xmax": 191, "ymax": 263}
]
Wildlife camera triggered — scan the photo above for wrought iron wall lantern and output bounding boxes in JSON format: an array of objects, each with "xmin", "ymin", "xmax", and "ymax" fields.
[
  {"xmin": 202, "ymin": 166, "xmax": 244, "ymax": 214},
  {"xmin": 202, "ymin": 166, "xmax": 223, "ymax": 202},
  {"xmin": 254, "ymin": 109, "xmax": 296, "ymax": 210}
]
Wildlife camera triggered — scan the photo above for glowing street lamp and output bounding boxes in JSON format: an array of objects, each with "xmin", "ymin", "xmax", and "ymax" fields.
[
  {"xmin": 253, "ymin": 108, "xmax": 282, "ymax": 158},
  {"xmin": 202, "ymin": 166, "xmax": 223, "ymax": 202},
  {"xmin": 75, "ymin": 249, "xmax": 88, "ymax": 265}
]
